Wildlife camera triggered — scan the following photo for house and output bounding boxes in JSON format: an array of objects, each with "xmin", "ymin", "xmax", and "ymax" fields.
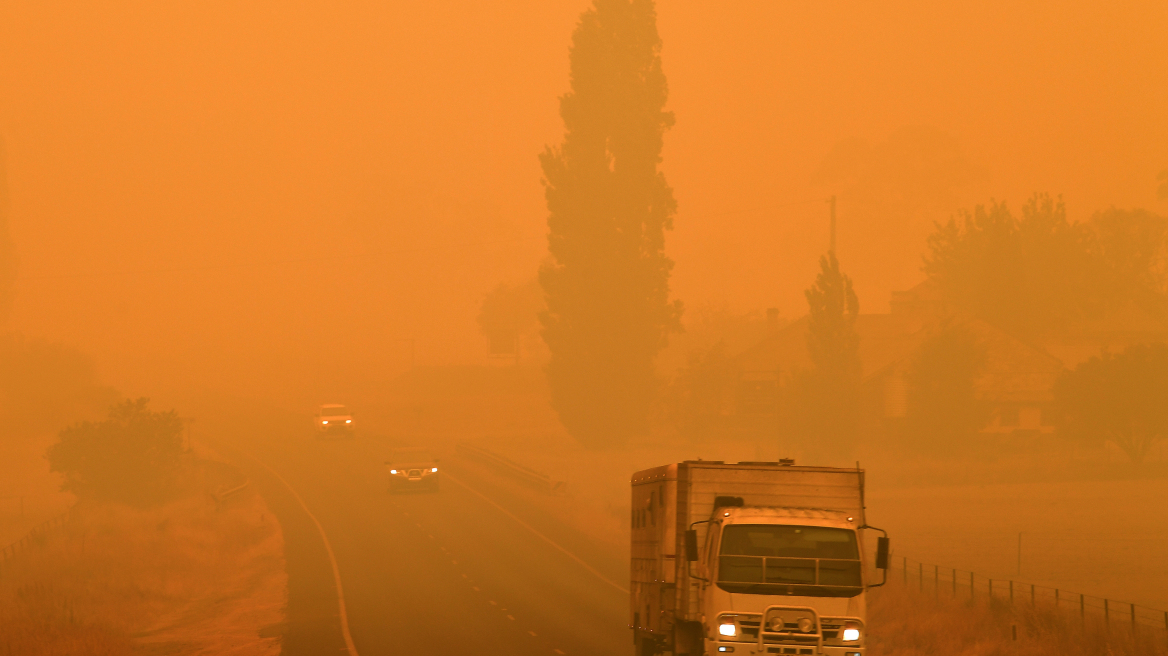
[{"xmin": 724, "ymin": 281, "xmax": 1166, "ymax": 441}]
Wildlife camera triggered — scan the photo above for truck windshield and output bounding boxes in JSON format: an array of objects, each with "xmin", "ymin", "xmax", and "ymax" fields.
[
  {"xmin": 321, "ymin": 407, "xmax": 348, "ymax": 417},
  {"xmin": 717, "ymin": 525, "xmax": 862, "ymax": 597}
]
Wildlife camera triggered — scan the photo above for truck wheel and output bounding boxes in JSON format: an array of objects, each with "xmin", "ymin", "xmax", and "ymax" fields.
[
  {"xmin": 673, "ymin": 622, "xmax": 703, "ymax": 655},
  {"xmin": 633, "ymin": 634, "xmax": 657, "ymax": 656}
]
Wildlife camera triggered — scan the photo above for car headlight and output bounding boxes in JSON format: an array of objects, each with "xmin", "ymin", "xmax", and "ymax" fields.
[
  {"xmin": 390, "ymin": 469, "xmax": 397, "ymax": 474},
  {"xmin": 718, "ymin": 622, "xmax": 737, "ymax": 637},
  {"xmin": 322, "ymin": 420, "xmax": 328, "ymax": 424},
  {"xmin": 843, "ymin": 622, "xmax": 861, "ymax": 641},
  {"xmin": 431, "ymin": 467, "xmax": 438, "ymax": 473}
]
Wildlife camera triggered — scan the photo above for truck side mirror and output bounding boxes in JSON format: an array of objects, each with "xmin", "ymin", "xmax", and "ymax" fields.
[
  {"xmin": 685, "ymin": 529, "xmax": 699, "ymax": 562},
  {"xmin": 875, "ymin": 537, "xmax": 890, "ymax": 570}
]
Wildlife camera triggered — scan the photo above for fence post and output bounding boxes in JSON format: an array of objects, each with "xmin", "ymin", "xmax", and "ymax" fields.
[
  {"xmin": 1131, "ymin": 603, "xmax": 1135, "ymax": 631},
  {"xmin": 1105, "ymin": 599, "xmax": 1109, "ymax": 625},
  {"xmin": 1010, "ymin": 580, "xmax": 1014, "ymax": 605},
  {"xmin": 971, "ymin": 572, "xmax": 975, "ymax": 599},
  {"xmin": 1055, "ymin": 588, "xmax": 1059, "ymax": 608},
  {"xmin": 989, "ymin": 578, "xmax": 993, "ymax": 599},
  {"xmin": 1080, "ymin": 594, "xmax": 1085, "ymax": 621},
  {"xmin": 1031, "ymin": 584, "xmax": 1035, "ymax": 606}
]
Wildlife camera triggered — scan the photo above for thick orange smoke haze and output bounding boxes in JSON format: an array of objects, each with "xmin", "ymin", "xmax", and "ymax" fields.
[{"xmin": 1, "ymin": 1, "xmax": 1165, "ymax": 403}]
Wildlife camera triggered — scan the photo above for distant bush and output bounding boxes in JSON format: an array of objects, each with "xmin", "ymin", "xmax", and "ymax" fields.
[
  {"xmin": 1053, "ymin": 342, "xmax": 1168, "ymax": 463},
  {"xmin": 47, "ymin": 398, "xmax": 186, "ymax": 505}
]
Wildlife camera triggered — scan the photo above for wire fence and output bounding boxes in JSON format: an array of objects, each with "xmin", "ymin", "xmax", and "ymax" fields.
[
  {"xmin": 0, "ymin": 506, "xmax": 76, "ymax": 577},
  {"xmin": 892, "ymin": 554, "xmax": 1168, "ymax": 636}
]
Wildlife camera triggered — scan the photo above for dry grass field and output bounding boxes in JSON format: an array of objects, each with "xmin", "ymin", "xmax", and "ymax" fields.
[
  {"xmin": 0, "ymin": 473, "xmax": 286, "ymax": 655},
  {"xmin": 867, "ymin": 579, "xmax": 1167, "ymax": 656}
]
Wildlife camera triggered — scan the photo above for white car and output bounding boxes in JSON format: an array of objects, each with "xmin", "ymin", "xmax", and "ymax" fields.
[{"xmin": 315, "ymin": 404, "xmax": 354, "ymax": 436}]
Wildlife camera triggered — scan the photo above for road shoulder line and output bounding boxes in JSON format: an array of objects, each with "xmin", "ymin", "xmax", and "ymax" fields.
[{"xmin": 248, "ymin": 453, "xmax": 360, "ymax": 656}]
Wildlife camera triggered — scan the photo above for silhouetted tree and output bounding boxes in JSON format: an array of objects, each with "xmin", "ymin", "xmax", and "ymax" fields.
[
  {"xmin": 538, "ymin": 0, "xmax": 681, "ymax": 448},
  {"xmin": 1053, "ymin": 343, "xmax": 1168, "ymax": 463},
  {"xmin": 924, "ymin": 194, "xmax": 1101, "ymax": 334},
  {"xmin": 789, "ymin": 253, "xmax": 861, "ymax": 458},
  {"xmin": 477, "ymin": 278, "xmax": 544, "ymax": 357},
  {"xmin": 47, "ymin": 398, "xmax": 186, "ymax": 505},
  {"xmin": 1088, "ymin": 207, "xmax": 1168, "ymax": 305},
  {"xmin": 903, "ymin": 325, "xmax": 988, "ymax": 451},
  {"xmin": 664, "ymin": 342, "xmax": 735, "ymax": 442},
  {"xmin": 0, "ymin": 135, "xmax": 16, "ymax": 325}
]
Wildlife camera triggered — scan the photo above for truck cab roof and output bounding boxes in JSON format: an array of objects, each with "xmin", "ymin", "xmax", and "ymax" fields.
[{"xmin": 716, "ymin": 505, "xmax": 858, "ymax": 529}]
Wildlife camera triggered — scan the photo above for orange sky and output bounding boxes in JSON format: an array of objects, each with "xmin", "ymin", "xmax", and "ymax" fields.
[{"xmin": 1, "ymin": 0, "xmax": 1165, "ymax": 403}]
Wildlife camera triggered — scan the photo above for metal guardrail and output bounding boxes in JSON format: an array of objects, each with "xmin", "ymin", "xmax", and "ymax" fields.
[
  {"xmin": 210, "ymin": 480, "xmax": 251, "ymax": 506},
  {"xmin": 892, "ymin": 554, "xmax": 1168, "ymax": 634},
  {"xmin": 456, "ymin": 443, "xmax": 566, "ymax": 494}
]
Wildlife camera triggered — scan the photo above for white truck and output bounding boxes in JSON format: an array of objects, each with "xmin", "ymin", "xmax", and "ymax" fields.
[{"xmin": 630, "ymin": 460, "xmax": 889, "ymax": 656}]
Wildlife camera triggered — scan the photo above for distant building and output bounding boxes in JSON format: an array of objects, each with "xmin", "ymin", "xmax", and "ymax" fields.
[{"xmin": 724, "ymin": 281, "xmax": 1168, "ymax": 441}]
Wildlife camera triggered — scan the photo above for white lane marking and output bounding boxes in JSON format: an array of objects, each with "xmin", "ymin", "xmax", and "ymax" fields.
[
  {"xmin": 528, "ymin": 631, "xmax": 537, "ymax": 637},
  {"xmin": 248, "ymin": 454, "xmax": 359, "ymax": 656},
  {"xmin": 472, "ymin": 586, "xmax": 480, "ymax": 591},
  {"xmin": 554, "ymin": 649, "xmax": 565, "ymax": 654},
  {"xmin": 490, "ymin": 600, "xmax": 497, "ymax": 605},
  {"xmin": 507, "ymin": 614, "xmax": 515, "ymax": 620},
  {"xmin": 445, "ymin": 472, "xmax": 629, "ymax": 594}
]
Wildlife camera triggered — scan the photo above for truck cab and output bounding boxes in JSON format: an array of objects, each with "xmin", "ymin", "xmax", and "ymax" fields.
[
  {"xmin": 699, "ymin": 505, "xmax": 867, "ymax": 655},
  {"xmin": 629, "ymin": 461, "xmax": 888, "ymax": 656}
]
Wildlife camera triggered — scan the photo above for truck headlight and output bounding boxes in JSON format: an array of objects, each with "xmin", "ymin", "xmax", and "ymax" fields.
[
  {"xmin": 843, "ymin": 622, "xmax": 861, "ymax": 641},
  {"xmin": 322, "ymin": 420, "xmax": 328, "ymax": 424},
  {"xmin": 718, "ymin": 622, "xmax": 737, "ymax": 637},
  {"xmin": 431, "ymin": 467, "xmax": 438, "ymax": 472},
  {"xmin": 346, "ymin": 419, "xmax": 351, "ymax": 423},
  {"xmin": 390, "ymin": 469, "xmax": 397, "ymax": 474}
]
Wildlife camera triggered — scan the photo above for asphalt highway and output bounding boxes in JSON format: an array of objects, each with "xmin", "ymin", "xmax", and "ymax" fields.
[{"xmin": 224, "ymin": 432, "xmax": 632, "ymax": 656}]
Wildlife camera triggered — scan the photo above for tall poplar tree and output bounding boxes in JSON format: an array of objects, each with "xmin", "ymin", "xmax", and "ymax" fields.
[
  {"xmin": 539, "ymin": 0, "xmax": 681, "ymax": 448},
  {"xmin": 789, "ymin": 253, "xmax": 862, "ymax": 458},
  {"xmin": 0, "ymin": 135, "xmax": 15, "ymax": 325}
]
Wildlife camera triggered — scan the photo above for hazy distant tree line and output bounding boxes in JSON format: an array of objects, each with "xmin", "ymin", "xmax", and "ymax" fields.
[
  {"xmin": 925, "ymin": 193, "xmax": 1168, "ymax": 335},
  {"xmin": 538, "ymin": 0, "xmax": 681, "ymax": 448},
  {"xmin": 497, "ymin": 0, "xmax": 1168, "ymax": 460}
]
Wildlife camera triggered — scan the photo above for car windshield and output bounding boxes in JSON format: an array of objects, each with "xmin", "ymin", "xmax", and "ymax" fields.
[
  {"xmin": 391, "ymin": 449, "xmax": 435, "ymax": 465},
  {"xmin": 320, "ymin": 406, "xmax": 348, "ymax": 417},
  {"xmin": 717, "ymin": 525, "xmax": 862, "ymax": 597}
]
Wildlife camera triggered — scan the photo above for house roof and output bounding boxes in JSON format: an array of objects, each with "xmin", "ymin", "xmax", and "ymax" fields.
[{"xmin": 732, "ymin": 312, "xmax": 934, "ymax": 380}]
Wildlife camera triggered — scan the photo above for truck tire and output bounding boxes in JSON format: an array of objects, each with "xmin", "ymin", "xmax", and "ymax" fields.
[{"xmin": 673, "ymin": 622, "xmax": 703, "ymax": 656}]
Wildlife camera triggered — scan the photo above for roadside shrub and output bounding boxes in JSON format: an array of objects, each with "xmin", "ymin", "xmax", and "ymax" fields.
[{"xmin": 46, "ymin": 398, "xmax": 186, "ymax": 506}]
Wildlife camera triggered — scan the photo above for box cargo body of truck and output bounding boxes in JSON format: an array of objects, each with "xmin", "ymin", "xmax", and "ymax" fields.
[{"xmin": 630, "ymin": 461, "xmax": 888, "ymax": 656}]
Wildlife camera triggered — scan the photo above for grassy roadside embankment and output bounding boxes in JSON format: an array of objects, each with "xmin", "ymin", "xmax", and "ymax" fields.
[{"xmin": 0, "ymin": 445, "xmax": 287, "ymax": 656}]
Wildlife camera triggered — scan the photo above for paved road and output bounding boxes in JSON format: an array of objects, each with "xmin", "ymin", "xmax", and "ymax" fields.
[{"xmin": 223, "ymin": 431, "xmax": 631, "ymax": 656}]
